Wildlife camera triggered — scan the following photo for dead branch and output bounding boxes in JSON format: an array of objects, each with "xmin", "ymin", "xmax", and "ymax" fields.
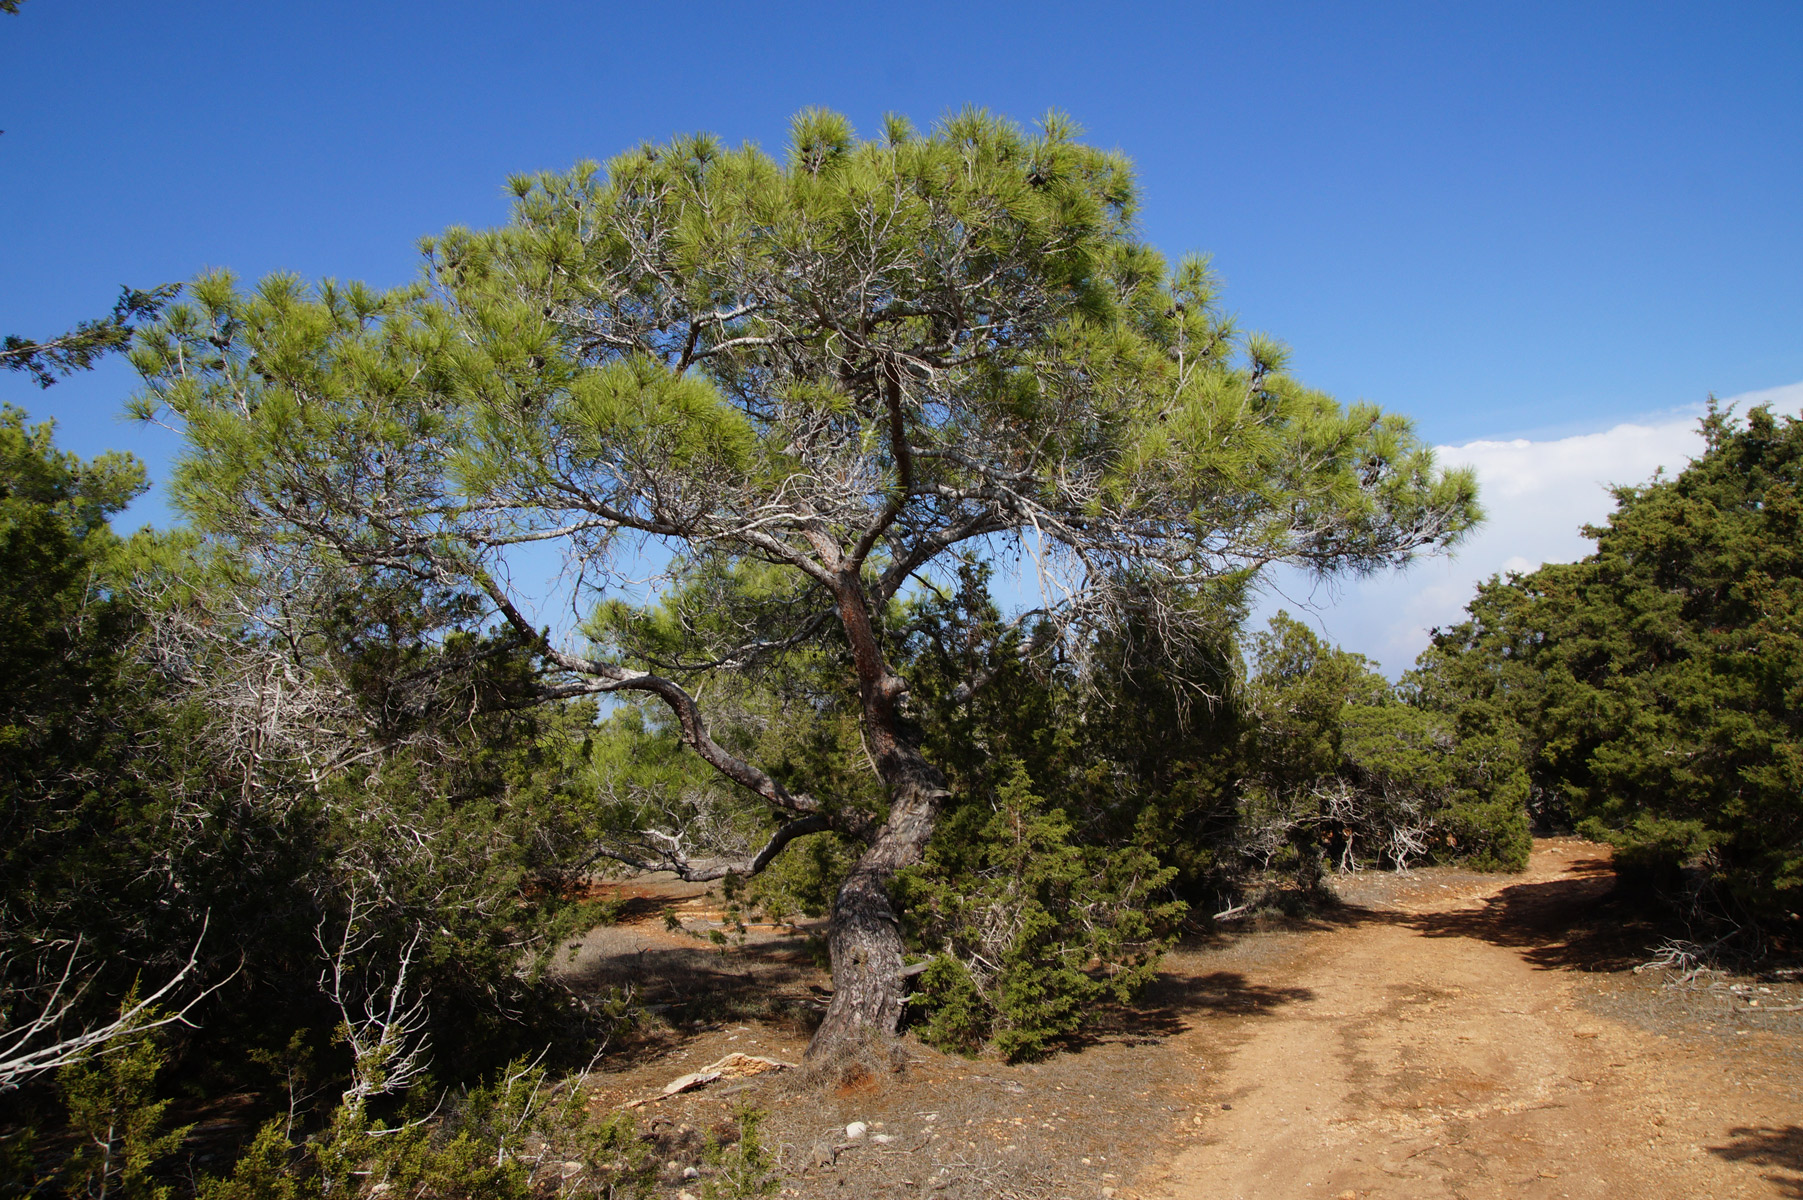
[{"xmin": 0, "ymin": 915, "xmax": 232, "ymax": 1092}]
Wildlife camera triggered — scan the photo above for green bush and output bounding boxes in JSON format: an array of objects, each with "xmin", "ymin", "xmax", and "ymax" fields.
[
  {"xmin": 1239, "ymin": 613, "xmax": 1531, "ymax": 878},
  {"xmin": 56, "ymin": 1015, "xmax": 190, "ymax": 1200},
  {"xmin": 700, "ymin": 1102, "xmax": 780, "ymax": 1200},
  {"xmin": 896, "ymin": 761, "xmax": 1183, "ymax": 1061},
  {"xmin": 1414, "ymin": 404, "xmax": 1803, "ymax": 920},
  {"xmin": 198, "ymin": 1057, "xmax": 655, "ymax": 1199}
]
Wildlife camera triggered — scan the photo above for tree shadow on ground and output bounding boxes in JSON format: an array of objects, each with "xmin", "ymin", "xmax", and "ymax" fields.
[
  {"xmin": 1066, "ymin": 970, "xmax": 1316, "ymax": 1049},
  {"xmin": 1189, "ymin": 853, "xmax": 1669, "ymax": 974},
  {"xmin": 1399, "ymin": 859, "xmax": 1662, "ymax": 972},
  {"xmin": 562, "ymin": 926, "xmax": 829, "ymax": 1065},
  {"xmin": 1709, "ymin": 1126, "xmax": 1803, "ymax": 1197},
  {"xmin": 582, "ymin": 939, "xmax": 821, "ymax": 999}
]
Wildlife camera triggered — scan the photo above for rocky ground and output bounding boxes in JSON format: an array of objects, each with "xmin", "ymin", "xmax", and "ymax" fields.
[{"xmin": 556, "ymin": 840, "xmax": 1803, "ymax": 1199}]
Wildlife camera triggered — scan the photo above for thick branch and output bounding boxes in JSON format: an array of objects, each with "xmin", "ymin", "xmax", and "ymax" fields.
[
  {"xmin": 847, "ymin": 357, "xmax": 914, "ymax": 573},
  {"xmin": 474, "ymin": 569, "xmax": 820, "ymax": 816}
]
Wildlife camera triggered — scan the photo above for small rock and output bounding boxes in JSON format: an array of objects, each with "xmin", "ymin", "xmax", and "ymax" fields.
[
  {"xmin": 678, "ymin": 1193, "xmax": 698, "ymax": 1200},
  {"xmin": 1221, "ymin": 1102, "xmax": 1233, "ymax": 1110},
  {"xmin": 845, "ymin": 1121, "xmax": 869, "ymax": 1140},
  {"xmin": 682, "ymin": 1166, "xmax": 699, "ymax": 1179},
  {"xmin": 872, "ymin": 1133, "xmax": 898, "ymax": 1144},
  {"xmin": 665, "ymin": 1161, "xmax": 681, "ymax": 1172},
  {"xmin": 1102, "ymin": 1189, "xmax": 1117, "ymax": 1199}
]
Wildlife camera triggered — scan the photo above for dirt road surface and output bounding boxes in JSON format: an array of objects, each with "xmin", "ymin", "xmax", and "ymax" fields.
[
  {"xmin": 1145, "ymin": 840, "xmax": 1803, "ymax": 1200},
  {"xmin": 562, "ymin": 840, "xmax": 1803, "ymax": 1198}
]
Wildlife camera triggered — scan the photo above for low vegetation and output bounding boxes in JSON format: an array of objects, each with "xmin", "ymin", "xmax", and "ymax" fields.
[{"xmin": 4, "ymin": 103, "xmax": 1798, "ymax": 1194}]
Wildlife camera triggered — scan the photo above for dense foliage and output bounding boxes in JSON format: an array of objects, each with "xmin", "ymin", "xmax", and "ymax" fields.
[
  {"xmin": 2, "ymin": 107, "xmax": 1510, "ymax": 1192},
  {"xmin": 1241, "ymin": 613, "xmax": 1531, "ymax": 879},
  {"xmin": 123, "ymin": 108, "xmax": 1478, "ymax": 1057},
  {"xmin": 0, "ymin": 411, "xmax": 629, "ymax": 1192},
  {"xmin": 1413, "ymin": 404, "xmax": 1803, "ymax": 921}
]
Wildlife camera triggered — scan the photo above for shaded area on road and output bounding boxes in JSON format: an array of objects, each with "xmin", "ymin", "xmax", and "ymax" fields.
[
  {"xmin": 1403, "ymin": 853, "xmax": 1661, "ymax": 972},
  {"xmin": 1289, "ymin": 846, "xmax": 1663, "ymax": 974},
  {"xmin": 1069, "ymin": 971, "xmax": 1317, "ymax": 1047},
  {"xmin": 1189, "ymin": 850, "xmax": 1651, "ymax": 976},
  {"xmin": 1711, "ymin": 1126, "xmax": 1803, "ymax": 1198}
]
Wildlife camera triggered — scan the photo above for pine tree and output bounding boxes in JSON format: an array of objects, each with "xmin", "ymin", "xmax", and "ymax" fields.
[{"xmin": 130, "ymin": 108, "xmax": 1480, "ymax": 1056}]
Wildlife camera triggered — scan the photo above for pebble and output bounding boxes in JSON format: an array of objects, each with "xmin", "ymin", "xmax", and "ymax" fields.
[{"xmin": 846, "ymin": 1121, "xmax": 869, "ymax": 1140}]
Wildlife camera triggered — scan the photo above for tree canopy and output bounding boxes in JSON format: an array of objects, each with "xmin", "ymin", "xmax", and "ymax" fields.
[{"xmin": 130, "ymin": 108, "xmax": 1481, "ymax": 1055}]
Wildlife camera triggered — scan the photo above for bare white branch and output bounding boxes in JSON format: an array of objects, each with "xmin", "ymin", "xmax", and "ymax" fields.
[{"xmin": 0, "ymin": 916, "xmax": 232, "ymax": 1092}]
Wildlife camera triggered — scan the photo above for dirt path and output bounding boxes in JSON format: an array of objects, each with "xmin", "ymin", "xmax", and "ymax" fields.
[
  {"xmin": 1144, "ymin": 841, "xmax": 1803, "ymax": 1200},
  {"xmin": 560, "ymin": 841, "xmax": 1803, "ymax": 1198}
]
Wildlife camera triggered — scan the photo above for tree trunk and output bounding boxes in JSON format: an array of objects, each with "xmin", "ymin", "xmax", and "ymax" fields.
[
  {"xmin": 807, "ymin": 569, "xmax": 950, "ymax": 1059},
  {"xmin": 807, "ymin": 768, "xmax": 943, "ymax": 1059}
]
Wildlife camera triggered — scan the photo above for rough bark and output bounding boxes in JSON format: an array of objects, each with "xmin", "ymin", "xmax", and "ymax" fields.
[
  {"xmin": 806, "ymin": 568, "xmax": 951, "ymax": 1060},
  {"xmin": 808, "ymin": 753, "xmax": 947, "ymax": 1059}
]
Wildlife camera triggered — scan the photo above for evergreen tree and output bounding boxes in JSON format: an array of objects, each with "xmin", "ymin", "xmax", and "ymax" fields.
[
  {"xmin": 1415, "ymin": 403, "xmax": 1803, "ymax": 918},
  {"xmin": 129, "ymin": 109, "xmax": 1480, "ymax": 1056}
]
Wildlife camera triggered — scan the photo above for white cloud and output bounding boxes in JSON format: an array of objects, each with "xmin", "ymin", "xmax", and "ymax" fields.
[{"xmin": 1254, "ymin": 381, "xmax": 1803, "ymax": 676}]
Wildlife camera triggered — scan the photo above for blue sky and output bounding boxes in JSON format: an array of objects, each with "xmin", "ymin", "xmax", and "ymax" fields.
[{"xmin": 5, "ymin": 1, "xmax": 1800, "ymax": 668}]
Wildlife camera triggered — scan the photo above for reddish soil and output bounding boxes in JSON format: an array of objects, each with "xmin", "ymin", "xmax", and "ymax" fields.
[
  {"xmin": 559, "ymin": 841, "xmax": 1803, "ymax": 1199},
  {"xmin": 1145, "ymin": 839, "xmax": 1803, "ymax": 1200}
]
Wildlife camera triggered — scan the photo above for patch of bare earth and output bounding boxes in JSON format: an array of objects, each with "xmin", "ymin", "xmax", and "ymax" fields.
[
  {"xmin": 557, "ymin": 842, "xmax": 1803, "ymax": 1199},
  {"xmin": 1146, "ymin": 839, "xmax": 1803, "ymax": 1200}
]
